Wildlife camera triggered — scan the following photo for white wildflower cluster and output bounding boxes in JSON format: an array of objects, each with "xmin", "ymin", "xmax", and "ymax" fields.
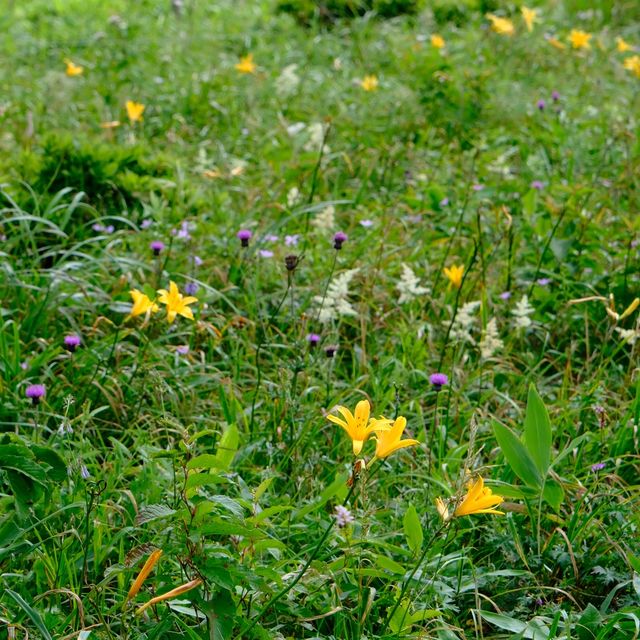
[
  {"xmin": 286, "ymin": 186, "xmax": 301, "ymax": 208},
  {"xmin": 311, "ymin": 204, "xmax": 335, "ymax": 232},
  {"xmin": 314, "ymin": 269, "xmax": 359, "ymax": 323},
  {"xmin": 479, "ymin": 318, "xmax": 504, "ymax": 359},
  {"xmin": 449, "ymin": 301, "xmax": 481, "ymax": 343},
  {"xmin": 304, "ymin": 122, "xmax": 329, "ymax": 153},
  {"xmin": 512, "ymin": 295, "xmax": 535, "ymax": 329},
  {"xmin": 615, "ymin": 326, "xmax": 640, "ymax": 345},
  {"xmin": 275, "ymin": 64, "xmax": 300, "ymax": 98},
  {"xmin": 397, "ymin": 263, "xmax": 429, "ymax": 304}
]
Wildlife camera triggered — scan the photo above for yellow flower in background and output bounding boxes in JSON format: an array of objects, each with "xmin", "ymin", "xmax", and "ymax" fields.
[
  {"xmin": 454, "ymin": 477, "xmax": 504, "ymax": 517},
  {"xmin": 487, "ymin": 14, "xmax": 515, "ymax": 36},
  {"xmin": 360, "ymin": 75, "xmax": 379, "ymax": 91},
  {"xmin": 327, "ymin": 399, "xmax": 391, "ymax": 455},
  {"xmin": 127, "ymin": 549, "xmax": 163, "ymax": 601},
  {"xmin": 126, "ymin": 100, "xmax": 145, "ymax": 123},
  {"xmin": 431, "ymin": 34, "xmax": 445, "ymax": 49},
  {"xmin": 443, "ymin": 264, "xmax": 464, "ymax": 289},
  {"xmin": 623, "ymin": 55, "xmax": 640, "ymax": 78},
  {"xmin": 435, "ymin": 497, "xmax": 450, "ymax": 521},
  {"xmin": 129, "ymin": 289, "xmax": 159, "ymax": 318},
  {"xmin": 569, "ymin": 29, "xmax": 591, "ymax": 49},
  {"xmin": 521, "ymin": 7, "xmax": 537, "ymax": 32},
  {"xmin": 547, "ymin": 36, "xmax": 566, "ymax": 50},
  {"xmin": 235, "ymin": 54, "xmax": 256, "ymax": 74},
  {"xmin": 374, "ymin": 416, "xmax": 419, "ymax": 459},
  {"xmin": 157, "ymin": 281, "xmax": 198, "ymax": 323},
  {"xmin": 136, "ymin": 578, "xmax": 203, "ymax": 616},
  {"xmin": 65, "ymin": 59, "xmax": 83, "ymax": 76},
  {"xmin": 617, "ymin": 37, "xmax": 633, "ymax": 52}
]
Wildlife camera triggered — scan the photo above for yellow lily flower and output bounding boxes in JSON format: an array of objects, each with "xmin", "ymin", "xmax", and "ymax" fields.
[
  {"xmin": 65, "ymin": 59, "xmax": 83, "ymax": 76},
  {"xmin": 454, "ymin": 476, "xmax": 504, "ymax": 517},
  {"xmin": 623, "ymin": 55, "xmax": 640, "ymax": 78},
  {"xmin": 521, "ymin": 7, "xmax": 537, "ymax": 32},
  {"xmin": 126, "ymin": 100, "xmax": 145, "ymax": 123},
  {"xmin": 129, "ymin": 289, "xmax": 159, "ymax": 318},
  {"xmin": 617, "ymin": 37, "xmax": 633, "ymax": 53},
  {"xmin": 327, "ymin": 399, "xmax": 391, "ymax": 455},
  {"xmin": 136, "ymin": 578, "xmax": 203, "ymax": 616},
  {"xmin": 443, "ymin": 264, "xmax": 464, "ymax": 289},
  {"xmin": 431, "ymin": 34, "xmax": 445, "ymax": 49},
  {"xmin": 157, "ymin": 281, "xmax": 198, "ymax": 324},
  {"xmin": 235, "ymin": 54, "xmax": 257, "ymax": 74},
  {"xmin": 569, "ymin": 29, "xmax": 591, "ymax": 49},
  {"xmin": 360, "ymin": 75, "xmax": 379, "ymax": 91},
  {"xmin": 374, "ymin": 416, "xmax": 419, "ymax": 459},
  {"xmin": 127, "ymin": 549, "xmax": 163, "ymax": 601},
  {"xmin": 487, "ymin": 14, "xmax": 515, "ymax": 36}
]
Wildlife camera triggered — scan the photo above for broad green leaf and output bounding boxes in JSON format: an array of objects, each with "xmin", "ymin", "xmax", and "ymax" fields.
[
  {"xmin": 135, "ymin": 504, "xmax": 176, "ymax": 526},
  {"xmin": 402, "ymin": 504, "xmax": 423, "ymax": 554},
  {"xmin": 5, "ymin": 589, "xmax": 54, "ymax": 640},
  {"xmin": 215, "ymin": 423, "xmax": 239, "ymax": 471},
  {"xmin": 376, "ymin": 555, "xmax": 406, "ymax": 575},
  {"xmin": 542, "ymin": 479, "xmax": 564, "ymax": 513},
  {"xmin": 576, "ymin": 603, "xmax": 601, "ymax": 640},
  {"xmin": 493, "ymin": 420, "xmax": 542, "ymax": 488},
  {"xmin": 479, "ymin": 611, "xmax": 550, "ymax": 639},
  {"xmin": 524, "ymin": 384, "xmax": 552, "ymax": 476}
]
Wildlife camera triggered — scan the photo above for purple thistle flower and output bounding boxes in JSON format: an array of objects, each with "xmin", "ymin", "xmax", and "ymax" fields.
[
  {"xmin": 150, "ymin": 240, "xmax": 165, "ymax": 256},
  {"xmin": 551, "ymin": 90, "xmax": 560, "ymax": 102},
  {"xmin": 500, "ymin": 291, "xmax": 512, "ymax": 300},
  {"xmin": 26, "ymin": 384, "xmax": 46, "ymax": 404},
  {"xmin": 333, "ymin": 231, "xmax": 347, "ymax": 250},
  {"xmin": 307, "ymin": 333, "xmax": 321, "ymax": 347},
  {"xmin": 64, "ymin": 334, "xmax": 81, "ymax": 352},
  {"xmin": 184, "ymin": 282, "xmax": 199, "ymax": 296},
  {"xmin": 237, "ymin": 229, "xmax": 252, "ymax": 247},
  {"xmin": 530, "ymin": 180, "xmax": 544, "ymax": 190},
  {"xmin": 591, "ymin": 462, "xmax": 605, "ymax": 472},
  {"xmin": 429, "ymin": 373, "xmax": 448, "ymax": 390},
  {"xmin": 537, "ymin": 99, "xmax": 546, "ymax": 111}
]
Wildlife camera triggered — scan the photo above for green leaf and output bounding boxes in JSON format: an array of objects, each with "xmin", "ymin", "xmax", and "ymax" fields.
[
  {"xmin": 135, "ymin": 504, "xmax": 176, "ymax": 526},
  {"xmin": 402, "ymin": 504, "xmax": 423, "ymax": 554},
  {"xmin": 524, "ymin": 384, "xmax": 552, "ymax": 476},
  {"xmin": 208, "ymin": 589, "xmax": 235, "ymax": 640},
  {"xmin": 376, "ymin": 555, "xmax": 406, "ymax": 575},
  {"xmin": 576, "ymin": 603, "xmax": 601, "ymax": 640},
  {"xmin": 493, "ymin": 420, "xmax": 542, "ymax": 488},
  {"xmin": 31, "ymin": 445, "xmax": 67, "ymax": 482},
  {"xmin": 215, "ymin": 423, "xmax": 239, "ymax": 471},
  {"xmin": 5, "ymin": 589, "xmax": 54, "ymax": 640},
  {"xmin": 542, "ymin": 479, "xmax": 564, "ymax": 513},
  {"xmin": 479, "ymin": 611, "xmax": 550, "ymax": 639}
]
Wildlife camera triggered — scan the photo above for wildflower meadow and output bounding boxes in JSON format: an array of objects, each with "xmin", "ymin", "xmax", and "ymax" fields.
[{"xmin": 2, "ymin": 0, "xmax": 640, "ymax": 638}]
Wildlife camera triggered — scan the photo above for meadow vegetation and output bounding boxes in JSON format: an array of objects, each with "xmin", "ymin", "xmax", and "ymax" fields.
[{"xmin": 1, "ymin": 0, "xmax": 639, "ymax": 638}]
